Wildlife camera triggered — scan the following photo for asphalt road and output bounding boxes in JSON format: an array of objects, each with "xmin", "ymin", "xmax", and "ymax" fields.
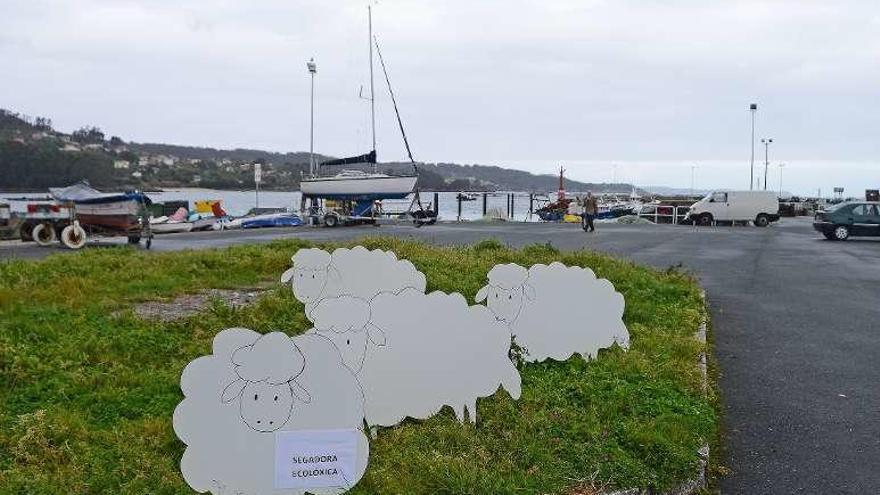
[{"xmin": 3, "ymin": 218, "xmax": 879, "ymax": 493}]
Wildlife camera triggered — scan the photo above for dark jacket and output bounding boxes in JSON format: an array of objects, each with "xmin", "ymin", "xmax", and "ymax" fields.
[{"xmin": 584, "ymin": 196, "xmax": 598, "ymax": 215}]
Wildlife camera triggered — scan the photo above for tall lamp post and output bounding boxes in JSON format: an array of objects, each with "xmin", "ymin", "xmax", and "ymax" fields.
[
  {"xmin": 778, "ymin": 163, "xmax": 785, "ymax": 197},
  {"xmin": 750, "ymin": 103, "xmax": 757, "ymax": 190},
  {"xmin": 761, "ymin": 138, "xmax": 773, "ymax": 190},
  {"xmin": 307, "ymin": 57, "xmax": 317, "ymax": 177}
]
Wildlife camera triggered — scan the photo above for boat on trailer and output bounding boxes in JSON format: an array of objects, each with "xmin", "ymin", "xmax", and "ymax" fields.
[
  {"xmin": 50, "ymin": 181, "xmax": 150, "ymax": 233},
  {"xmin": 299, "ymin": 5, "xmax": 428, "ymax": 225}
]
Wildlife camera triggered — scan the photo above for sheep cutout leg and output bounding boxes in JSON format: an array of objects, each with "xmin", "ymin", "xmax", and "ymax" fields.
[
  {"xmin": 281, "ymin": 246, "xmax": 427, "ymax": 321},
  {"xmin": 173, "ymin": 328, "xmax": 369, "ymax": 495},
  {"xmin": 476, "ymin": 262, "xmax": 630, "ymax": 363},
  {"xmin": 355, "ymin": 288, "xmax": 522, "ymax": 428}
]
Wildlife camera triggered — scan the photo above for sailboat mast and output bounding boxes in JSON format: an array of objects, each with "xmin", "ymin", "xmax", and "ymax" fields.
[{"xmin": 368, "ymin": 5, "xmax": 377, "ymax": 173}]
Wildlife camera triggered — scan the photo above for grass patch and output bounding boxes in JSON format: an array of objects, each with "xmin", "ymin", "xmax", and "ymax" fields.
[{"xmin": 0, "ymin": 238, "xmax": 714, "ymax": 494}]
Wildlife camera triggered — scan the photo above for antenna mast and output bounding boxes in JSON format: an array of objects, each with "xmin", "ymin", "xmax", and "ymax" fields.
[{"xmin": 368, "ymin": 5, "xmax": 377, "ymax": 173}]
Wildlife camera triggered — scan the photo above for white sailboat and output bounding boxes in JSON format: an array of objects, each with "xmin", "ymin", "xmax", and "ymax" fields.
[{"xmin": 299, "ymin": 6, "xmax": 418, "ymax": 200}]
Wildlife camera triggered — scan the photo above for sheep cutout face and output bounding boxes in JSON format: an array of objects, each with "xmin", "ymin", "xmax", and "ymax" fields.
[
  {"xmin": 173, "ymin": 328, "xmax": 370, "ymax": 495},
  {"xmin": 220, "ymin": 332, "xmax": 312, "ymax": 433},
  {"xmin": 281, "ymin": 249, "xmax": 337, "ymax": 307},
  {"xmin": 476, "ymin": 262, "xmax": 630, "ymax": 363},
  {"xmin": 309, "ymin": 295, "xmax": 386, "ymax": 373}
]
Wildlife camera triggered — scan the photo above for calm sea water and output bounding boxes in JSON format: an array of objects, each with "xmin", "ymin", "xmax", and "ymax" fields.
[{"xmin": 2, "ymin": 188, "xmax": 544, "ymax": 222}]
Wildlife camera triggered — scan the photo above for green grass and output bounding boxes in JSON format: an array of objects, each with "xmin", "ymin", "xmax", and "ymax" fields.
[{"xmin": 0, "ymin": 238, "xmax": 715, "ymax": 494}]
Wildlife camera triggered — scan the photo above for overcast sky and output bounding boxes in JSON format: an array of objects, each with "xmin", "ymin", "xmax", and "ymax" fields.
[{"xmin": 2, "ymin": 0, "xmax": 878, "ymax": 195}]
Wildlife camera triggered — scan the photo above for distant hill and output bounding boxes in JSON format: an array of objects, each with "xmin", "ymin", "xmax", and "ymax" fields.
[
  {"xmin": 1, "ymin": 107, "xmax": 639, "ymax": 193},
  {"xmin": 126, "ymin": 142, "xmax": 331, "ymax": 168}
]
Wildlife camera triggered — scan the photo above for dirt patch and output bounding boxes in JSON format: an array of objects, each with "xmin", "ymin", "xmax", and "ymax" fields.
[{"xmin": 131, "ymin": 288, "xmax": 268, "ymax": 322}]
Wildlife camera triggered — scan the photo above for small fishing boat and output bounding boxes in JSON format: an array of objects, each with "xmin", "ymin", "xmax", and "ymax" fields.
[
  {"xmin": 535, "ymin": 167, "xmax": 573, "ymax": 222},
  {"xmin": 150, "ymin": 221, "xmax": 194, "ymax": 234},
  {"xmin": 457, "ymin": 192, "xmax": 478, "ymax": 201},
  {"xmin": 49, "ymin": 181, "xmax": 150, "ymax": 232},
  {"xmin": 190, "ymin": 217, "xmax": 217, "ymax": 231}
]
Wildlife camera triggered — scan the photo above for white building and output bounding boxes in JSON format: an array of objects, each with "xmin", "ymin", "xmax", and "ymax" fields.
[{"xmin": 113, "ymin": 160, "xmax": 131, "ymax": 170}]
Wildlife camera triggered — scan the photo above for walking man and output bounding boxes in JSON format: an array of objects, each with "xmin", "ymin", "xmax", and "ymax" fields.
[{"xmin": 583, "ymin": 191, "xmax": 598, "ymax": 232}]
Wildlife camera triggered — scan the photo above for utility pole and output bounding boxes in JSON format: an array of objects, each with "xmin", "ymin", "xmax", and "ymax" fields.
[
  {"xmin": 307, "ymin": 58, "xmax": 317, "ymax": 176},
  {"xmin": 778, "ymin": 163, "xmax": 785, "ymax": 197},
  {"xmin": 761, "ymin": 138, "xmax": 773, "ymax": 190},
  {"xmin": 750, "ymin": 103, "xmax": 757, "ymax": 190}
]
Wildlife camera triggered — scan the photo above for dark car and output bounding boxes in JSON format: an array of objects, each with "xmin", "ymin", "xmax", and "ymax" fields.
[{"xmin": 813, "ymin": 201, "xmax": 880, "ymax": 240}]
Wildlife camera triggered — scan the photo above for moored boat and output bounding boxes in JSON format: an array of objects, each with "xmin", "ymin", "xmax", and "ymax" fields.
[{"xmin": 241, "ymin": 212, "xmax": 303, "ymax": 229}]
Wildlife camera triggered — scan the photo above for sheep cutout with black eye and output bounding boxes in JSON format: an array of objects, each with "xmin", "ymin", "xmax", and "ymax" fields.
[
  {"xmin": 308, "ymin": 295, "xmax": 386, "ymax": 374},
  {"xmin": 476, "ymin": 262, "xmax": 630, "ymax": 363},
  {"xmin": 173, "ymin": 328, "xmax": 370, "ymax": 494},
  {"xmin": 220, "ymin": 332, "xmax": 312, "ymax": 433}
]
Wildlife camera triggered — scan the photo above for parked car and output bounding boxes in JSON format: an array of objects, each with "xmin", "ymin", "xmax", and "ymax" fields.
[
  {"xmin": 687, "ymin": 190, "xmax": 781, "ymax": 226},
  {"xmin": 813, "ymin": 201, "xmax": 880, "ymax": 240}
]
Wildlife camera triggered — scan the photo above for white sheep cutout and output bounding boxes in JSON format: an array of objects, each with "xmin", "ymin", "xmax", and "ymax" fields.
[
  {"xmin": 281, "ymin": 247, "xmax": 427, "ymax": 318},
  {"xmin": 309, "ymin": 288, "xmax": 522, "ymax": 427},
  {"xmin": 475, "ymin": 262, "xmax": 630, "ymax": 363},
  {"xmin": 173, "ymin": 328, "xmax": 369, "ymax": 495},
  {"xmin": 308, "ymin": 295, "xmax": 386, "ymax": 374}
]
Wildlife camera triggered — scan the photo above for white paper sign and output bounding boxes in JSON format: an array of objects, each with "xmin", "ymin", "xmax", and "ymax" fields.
[
  {"xmin": 254, "ymin": 163, "xmax": 262, "ymax": 183},
  {"xmin": 274, "ymin": 429, "xmax": 359, "ymax": 489}
]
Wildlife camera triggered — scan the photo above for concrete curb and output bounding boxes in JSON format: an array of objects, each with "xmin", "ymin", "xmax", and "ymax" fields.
[{"xmin": 604, "ymin": 291, "xmax": 711, "ymax": 495}]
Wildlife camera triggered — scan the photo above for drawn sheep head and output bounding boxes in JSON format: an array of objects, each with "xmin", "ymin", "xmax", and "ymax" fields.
[
  {"xmin": 220, "ymin": 332, "xmax": 312, "ymax": 433},
  {"xmin": 475, "ymin": 264, "xmax": 535, "ymax": 324},
  {"xmin": 309, "ymin": 295, "xmax": 386, "ymax": 373},
  {"xmin": 281, "ymin": 249, "xmax": 340, "ymax": 305}
]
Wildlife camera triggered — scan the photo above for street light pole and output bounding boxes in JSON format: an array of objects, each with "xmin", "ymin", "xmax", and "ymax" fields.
[
  {"xmin": 778, "ymin": 163, "xmax": 785, "ymax": 197},
  {"xmin": 761, "ymin": 138, "xmax": 773, "ymax": 190},
  {"xmin": 750, "ymin": 103, "xmax": 757, "ymax": 190},
  {"xmin": 307, "ymin": 58, "xmax": 317, "ymax": 177}
]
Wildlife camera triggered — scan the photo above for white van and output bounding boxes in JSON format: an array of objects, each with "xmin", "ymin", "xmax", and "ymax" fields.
[{"xmin": 688, "ymin": 190, "xmax": 780, "ymax": 227}]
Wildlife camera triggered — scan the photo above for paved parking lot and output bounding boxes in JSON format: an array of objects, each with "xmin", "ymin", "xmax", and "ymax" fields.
[{"xmin": 3, "ymin": 217, "xmax": 879, "ymax": 493}]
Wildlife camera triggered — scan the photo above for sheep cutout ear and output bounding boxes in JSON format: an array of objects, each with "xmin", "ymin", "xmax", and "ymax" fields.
[
  {"xmin": 475, "ymin": 285, "xmax": 490, "ymax": 302},
  {"xmin": 289, "ymin": 380, "xmax": 312, "ymax": 404},
  {"xmin": 173, "ymin": 329, "xmax": 370, "ymax": 493},
  {"xmin": 366, "ymin": 323, "xmax": 387, "ymax": 347},
  {"xmin": 221, "ymin": 379, "xmax": 246, "ymax": 403},
  {"xmin": 280, "ymin": 267, "xmax": 296, "ymax": 284}
]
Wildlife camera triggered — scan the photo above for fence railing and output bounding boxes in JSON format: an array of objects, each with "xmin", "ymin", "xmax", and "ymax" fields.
[{"xmin": 637, "ymin": 205, "xmax": 692, "ymax": 225}]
